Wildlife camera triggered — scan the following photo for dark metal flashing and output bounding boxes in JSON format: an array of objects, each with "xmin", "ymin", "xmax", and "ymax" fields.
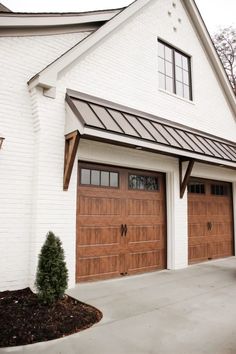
[
  {"xmin": 0, "ymin": 8, "xmax": 124, "ymax": 16},
  {"xmin": 0, "ymin": 3, "xmax": 11, "ymax": 12},
  {"xmin": 66, "ymin": 91, "xmax": 236, "ymax": 166},
  {"xmin": 0, "ymin": 23, "xmax": 100, "ymax": 37}
]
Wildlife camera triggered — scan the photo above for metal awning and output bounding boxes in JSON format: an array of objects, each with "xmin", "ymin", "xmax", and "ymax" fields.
[{"xmin": 65, "ymin": 90, "xmax": 236, "ymax": 168}]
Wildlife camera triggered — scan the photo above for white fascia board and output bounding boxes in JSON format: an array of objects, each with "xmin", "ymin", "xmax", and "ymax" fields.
[
  {"xmin": 28, "ymin": 73, "xmax": 57, "ymax": 91},
  {"xmin": 83, "ymin": 127, "xmax": 236, "ymax": 169},
  {"xmin": 0, "ymin": 11, "xmax": 119, "ymax": 27},
  {"xmin": 28, "ymin": 0, "xmax": 152, "ymax": 90},
  {"xmin": 182, "ymin": 0, "xmax": 236, "ymax": 117}
]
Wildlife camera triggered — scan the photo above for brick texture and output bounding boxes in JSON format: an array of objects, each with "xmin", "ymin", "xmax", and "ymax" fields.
[
  {"xmin": 0, "ymin": 0, "xmax": 235, "ymax": 291},
  {"xmin": 0, "ymin": 32, "xmax": 90, "ymax": 290}
]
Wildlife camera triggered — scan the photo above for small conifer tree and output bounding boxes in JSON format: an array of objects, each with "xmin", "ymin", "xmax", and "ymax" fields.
[{"xmin": 35, "ymin": 231, "xmax": 68, "ymax": 304}]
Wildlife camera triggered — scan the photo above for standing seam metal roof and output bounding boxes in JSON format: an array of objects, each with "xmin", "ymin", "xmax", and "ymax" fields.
[{"xmin": 66, "ymin": 92, "xmax": 236, "ymax": 164}]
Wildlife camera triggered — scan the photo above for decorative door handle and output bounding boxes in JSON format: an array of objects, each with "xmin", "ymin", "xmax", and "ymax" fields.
[
  {"xmin": 120, "ymin": 224, "xmax": 124, "ymax": 236},
  {"xmin": 207, "ymin": 222, "xmax": 212, "ymax": 231},
  {"xmin": 124, "ymin": 224, "xmax": 128, "ymax": 236}
]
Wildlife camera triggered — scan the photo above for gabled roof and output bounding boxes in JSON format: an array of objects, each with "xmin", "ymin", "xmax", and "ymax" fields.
[
  {"xmin": 66, "ymin": 90, "xmax": 236, "ymax": 168},
  {"xmin": 27, "ymin": 0, "xmax": 236, "ymax": 115},
  {"xmin": 0, "ymin": 7, "xmax": 122, "ymax": 37}
]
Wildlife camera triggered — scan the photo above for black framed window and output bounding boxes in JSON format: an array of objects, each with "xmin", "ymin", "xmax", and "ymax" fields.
[
  {"xmin": 211, "ymin": 184, "xmax": 228, "ymax": 196},
  {"xmin": 158, "ymin": 40, "xmax": 192, "ymax": 100},
  {"xmin": 80, "ymin": 168, "xmax": 119, "ymax": 188},
  {"xmin": 188, "ymin": 182, "xmax": 205, "ymax": 194},
  {"xmin": 129, "ymin": 174, "xmax": 159, "ymax": 191}
]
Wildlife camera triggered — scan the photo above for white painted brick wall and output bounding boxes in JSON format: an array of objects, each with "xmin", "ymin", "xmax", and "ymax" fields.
[
  {"xmin": 29, "ymin": 88, "xmax": 78, "ymax": 289},
  {"xmin": 61, "ymin": 0, "xmax": 236, "ymax": 141},
  {"xmin": 1, "ymin": 0, "xmax": 236, "ymax": 291},
  {"xmin": 0, "ymin": 32, "xmax": 90, "ymax": 290}
]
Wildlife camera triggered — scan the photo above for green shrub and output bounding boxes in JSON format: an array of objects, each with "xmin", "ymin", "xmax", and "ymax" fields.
[{"xmin": 35, "ymin": 231, "xmax": 68, "ymax": 304}]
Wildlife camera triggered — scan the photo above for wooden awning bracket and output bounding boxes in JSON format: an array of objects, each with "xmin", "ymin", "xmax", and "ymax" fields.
[
  {"xmin": 0, "ymin": 137, "xmax": 5, "ymax": 149},
  {"xmin": 179, "ymin": 158, "xmax": 195, "ymax": 199},
  {"xmin": 63, "ymin": 130, "xmax": 80, "ymax": 191}
]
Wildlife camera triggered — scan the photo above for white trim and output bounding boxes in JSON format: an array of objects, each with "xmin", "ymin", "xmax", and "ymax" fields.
[
  {"xmin": 0, "ymin": 25, "xmax": 96, "ymax": 37},
  {"xmin": 233, "ymin": 182, "xmax": 236, "ymax": 256},
  {"xmin": 27, "ymin": 0, "xmax": 236, "ymax": 117},
  {"xmin": 0, "ymin": 10, "xmax": 120, "ymax": 28},
  {"xmin": 65, "ymin": 104, "xmax": 84, "ymax": 135},
  {"xmin": 77, "ymin": 139, "xmax": 189, "ymax": 271},
  {"xmin": 166, "ymin": 171, "xmax": 175, "ymax": 269},
  {"xmin": 158, "ymin": 88, "xmax": 196, "ymax": 105},
  {"xmin": 28, "ymin": 0, "xmax": 152, "ymax": 90},
  {"xmin": 182, "ymin": 0, "xmax": 236, "ymax": 117},
  {"xmin": 82, "ymin": 127, "xmax": 236, "ymax": 169}
]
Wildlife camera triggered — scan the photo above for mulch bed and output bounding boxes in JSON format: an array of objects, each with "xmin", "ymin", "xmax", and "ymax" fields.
[{"xmin": 0, "ymin": 287, "xmax": 102, "ymax": 348}]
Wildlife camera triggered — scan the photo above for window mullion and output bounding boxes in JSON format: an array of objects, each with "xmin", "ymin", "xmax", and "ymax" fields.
[
  {"xmin": 172, "ymin": 49, "xmax": 176, "ymax": 94},
  {"xmin": 188, "ymin": 57, "xmax": 193, "ymax": 100}
]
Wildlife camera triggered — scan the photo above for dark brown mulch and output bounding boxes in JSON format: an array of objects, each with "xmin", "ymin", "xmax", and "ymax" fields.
[{"xmin": 0, "ymin": 287, "xmax": 102, "ymax": 348}]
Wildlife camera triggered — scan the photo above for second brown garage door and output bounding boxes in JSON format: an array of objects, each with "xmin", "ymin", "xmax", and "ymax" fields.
[
  {"xmin": 188, "ymin": 178, "xmax": 234, "ymax": 264},
  {"xmin": 76, "ymin": 163, "xmax": 166, "ymax": 282}
]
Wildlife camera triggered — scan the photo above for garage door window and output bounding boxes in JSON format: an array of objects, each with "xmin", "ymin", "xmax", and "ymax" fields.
[
  {"xmin": 80, "ymin": 168, "xmax": 119, "ymax": 188},
  {"xmin": 188, "ymin": 182, "xmax": 205, "ymax": 194},
  {"xmin": 129, "ymin": 174, "xmax": 159, "ymax": 191},
  {"xmin": 211, "ymin": 184, "xmax": 228, "ymax": 196}
]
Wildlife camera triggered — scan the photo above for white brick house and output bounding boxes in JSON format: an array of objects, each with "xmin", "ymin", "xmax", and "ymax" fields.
[{"xmin": 0, "ymin": 0, "xmax": 235, "ymax": 290}]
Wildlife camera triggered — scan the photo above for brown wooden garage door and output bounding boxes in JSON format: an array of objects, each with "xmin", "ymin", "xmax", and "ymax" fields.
[
  {"xmin": 188, "ymin": 178, "xmax": 234, "ymax": 264},
  {"xmin": 76, "ymin": 163, "xmax": 166, "ymax": 282}
]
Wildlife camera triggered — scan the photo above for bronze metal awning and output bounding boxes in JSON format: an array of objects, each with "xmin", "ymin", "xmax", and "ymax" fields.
[
  {"xmin": 66, "ymin": 90, "xmax": 236, "ymax": 164},
  {"xmin": 64, "ymin": 90, "xmax": 236, "ymax": 192}
]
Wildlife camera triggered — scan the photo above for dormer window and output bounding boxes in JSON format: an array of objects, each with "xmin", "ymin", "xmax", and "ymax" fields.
[{"xmin": 158, "ymin": 39, "xmax": 192, "ymax": 100}]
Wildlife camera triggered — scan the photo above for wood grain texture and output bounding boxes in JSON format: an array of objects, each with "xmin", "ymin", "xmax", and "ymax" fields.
[
  {"xmin": 76, "ymin": 163, "xmax": 166, "ymax": 282},
  {"xmin": 188, "ymin": 178, "xmax": 234, "ymax": 264}
]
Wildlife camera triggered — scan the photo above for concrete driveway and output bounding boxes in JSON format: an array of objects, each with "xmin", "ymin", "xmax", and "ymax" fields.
[{"xmin": 2, "ymin": 257, "xmax": 236, "ymax": 354}]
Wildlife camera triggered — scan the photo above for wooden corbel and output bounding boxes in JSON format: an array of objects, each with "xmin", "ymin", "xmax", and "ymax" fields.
[
  {"xmin": 0, "ymin": 137, "xmax": 4, "ymax": 149},
  {"xmin": 179, "ymin": 158, "xmax": 195, "ymax": 199},
  {"xmin": 63, "ymin": 130, "xmax": 80, "ymax": 191}
]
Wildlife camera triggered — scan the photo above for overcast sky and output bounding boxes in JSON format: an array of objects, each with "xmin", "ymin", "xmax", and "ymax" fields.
[{"xmin": 2, "ymin": 0, "xmax": 236, "ymax": 34}]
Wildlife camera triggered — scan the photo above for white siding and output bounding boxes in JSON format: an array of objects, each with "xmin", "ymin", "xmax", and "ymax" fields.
[
  {"xmin": 0, "ymin": 0, "xmax": 235, "ymax": 291},
  {"xmin": 60, "ymin": 0, "xmax": 236, "ymax": 141},
  {"xmin": 0, "ymin": 32, "xmax": 90, "ymax": 290}
]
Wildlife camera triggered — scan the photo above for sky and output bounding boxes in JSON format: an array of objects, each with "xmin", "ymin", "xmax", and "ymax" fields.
[{"xmin": 2, "ymin": 0, "xmax": 236, "ymax": 34}]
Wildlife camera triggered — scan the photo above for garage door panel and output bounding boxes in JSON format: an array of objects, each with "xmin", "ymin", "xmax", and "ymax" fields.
[
  {"xmin": 208, "ymin": 241, "xmax": 233, "ymax": 259},
  {"xmin": 77, "ymin": 164, "xmax": 166, "ymax": 282},
  {"xmin": 188, "ymin": 200, "xmax": 207, "ymax": 216},
  {"xmin": 77, "ymin": 255, "xmax": 121, "ymax": 281},
  {"xmin": 189, "ymin": 223, "xmax": 206, "ymax": 238},
  {"xmin": 78, "ymin": 196, "xmax": 122, "ymax": 216},
  {"xmin": 126, "ymin": 198, "xmax": 161, "ymax": 216},
  {"xmin": 209, "ymin": 222, "xmax": 233, "ymax": 236},
  {"xmin": 188, "ymin": 236, "xmax": 206, "ymax": 245},
  {"xmin": 128, "ymin": 225, "xmax": 162, "ymax": 242},
  {"xmin": 189, "ymin": 244, "xmax": 208, "ymax": 262},
  {"xmin": 188, "ymin": 178, "xmax": 234, "ymax": 264},
  {"xmin": 127, "ymin": 250, "xmax": 163, "ymax": 274},
  {"xmin": 128, "ymin": 240, "xmax": 163, "ymax": 252},
  {"xmin": 77, "ymin": 226, "xmax": 120, "ymax": 245},
  {"xmin": 77, "ymin": 243, "xmax": 121, "ymax": 257}
]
